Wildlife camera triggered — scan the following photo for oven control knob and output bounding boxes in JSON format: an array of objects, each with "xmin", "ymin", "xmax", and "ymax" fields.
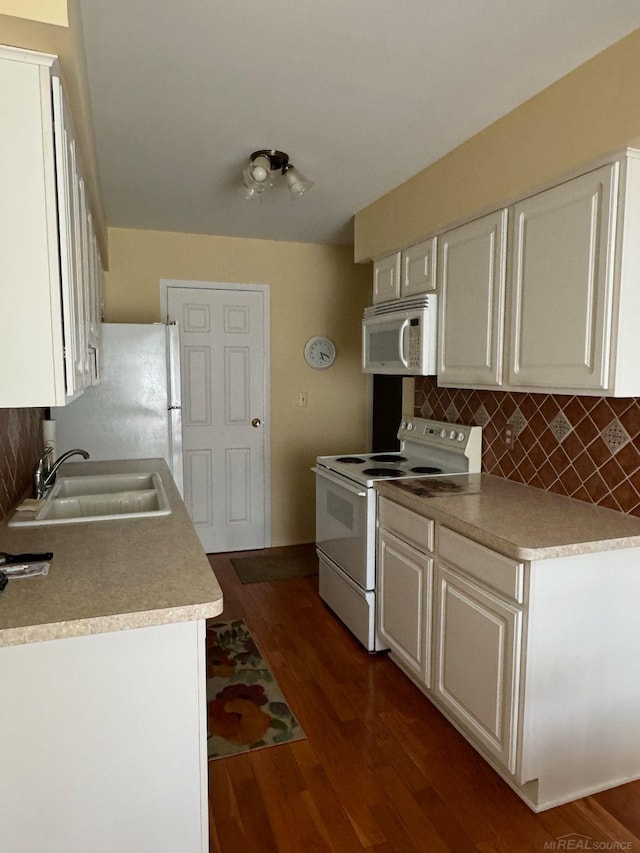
[
  {"xmin": 406, "ymin": 422, "xmax": 414, "ymax": 431},
  {"xmin": 457, "ymin": 431, "xmax": 465, "ymax": 441},
  {"xmin": 449, "ymin": 430, "xmax": 457, "ymax": 440},
  {"xmin": 439, "ymin": 428, "xmax": 447, "ymax": 438}
]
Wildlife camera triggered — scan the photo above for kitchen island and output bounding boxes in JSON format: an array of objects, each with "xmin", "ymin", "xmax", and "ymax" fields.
[
  {"xmin": 375, "ymin": 473, "xmax": 640, "ymax": 811},
  {"xmin": 0, "ymin": 458, "xmax": 223, "ymax": 853}
]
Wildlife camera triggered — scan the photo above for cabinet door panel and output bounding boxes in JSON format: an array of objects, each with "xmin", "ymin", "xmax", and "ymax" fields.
[
  {"xmin": 378, "ymin": 530, "xmax": 432, "ymax": 685},
  {"xmin": 373, "ymin": 253, "xmax": 401, "ymax": 304},
  {"xmin": 52, "ymin": 77, "xmax": 86, "ymax": 400},
  {"xmin": 438, "ymin": 210, "xmax": 507, "ymax": 386},
  {"xmin": 402, "ymin": 238, "xmax": 437, "ymax": 297},
  {"xmin": 508, "ymin": 164, "xmax": 617, "ymax": 390},
  {"xmin": 434, "ymin": 564, "xmax": 522, "ymax": 773}
]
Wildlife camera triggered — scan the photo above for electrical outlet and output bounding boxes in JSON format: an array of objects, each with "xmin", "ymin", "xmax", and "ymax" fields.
[
  {"xmin": 298, "ymin": 391, "xmax": 308, "ymax": 408},
  {"xmin": 504, "ymin": 424, "xmax": 514, "ymax": 448}
]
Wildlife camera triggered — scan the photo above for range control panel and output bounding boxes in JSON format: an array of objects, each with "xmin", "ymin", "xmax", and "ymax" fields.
[{"xmin": 398, "ymin": 418, "xmax": 482, "ymax": 455}]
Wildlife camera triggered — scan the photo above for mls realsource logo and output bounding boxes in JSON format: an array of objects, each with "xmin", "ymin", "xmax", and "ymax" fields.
[{"xmin": 543, "ymin": 835, "xmax": 634, "ymax": 851}]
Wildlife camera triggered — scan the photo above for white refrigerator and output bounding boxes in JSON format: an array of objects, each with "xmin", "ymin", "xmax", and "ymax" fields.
[{"xmin": 51, "ymin": 323, "xmax": 183, "ymax": 495}]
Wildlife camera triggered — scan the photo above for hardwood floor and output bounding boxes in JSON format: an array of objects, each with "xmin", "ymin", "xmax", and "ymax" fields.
[{"xmin": 207, "ymin": 550, "xmax": 640, "ymax": 852}]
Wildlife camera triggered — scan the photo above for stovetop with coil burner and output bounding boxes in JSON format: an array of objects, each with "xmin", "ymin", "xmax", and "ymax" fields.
[{"xmin": 316, "ymin": 417, "xmax": 482, "ymax": 487}]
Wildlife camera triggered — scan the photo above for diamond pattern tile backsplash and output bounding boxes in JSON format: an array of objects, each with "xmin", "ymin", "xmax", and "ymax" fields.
[
  {"xmin": 0, "ymin": 408, "xmax": 45, "ymax": 521},
  {"xmin": 415, "ymin": 377, "xmax": 640, "ymax": 516}
]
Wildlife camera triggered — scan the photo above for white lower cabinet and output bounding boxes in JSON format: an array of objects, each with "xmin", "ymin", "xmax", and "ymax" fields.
[
  {"xmin": 433, "ymin": 563, "xmax": 522, "ymax": 774},
  {"xmin": 378, "ymin": 529, "xmax": 432, "ymax": 684},
  {"xmin": 377, "ymin": 496, "xmax": 640, "ymax": 812},
  {"xmin": 0, "ymin": 621, "xmax": 208, "ymax": 853}
]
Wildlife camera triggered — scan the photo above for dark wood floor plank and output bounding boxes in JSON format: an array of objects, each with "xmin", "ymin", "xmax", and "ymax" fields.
[
  {"xmin": 592, "ymin": 785, "xmax": 640, "ymax": 840},
  {"xmin": 251, "ymin": 751, "xmax": 335, "ymax": 853},
  {"xmin": 225, "ymin": 754, "xmax": 280, "ymax": 853},
  {"xmin": 249, "ymin": 747, "xmax": 309, "ymax": 853},
  {"xmin": 372, "ymin": 762, "xmax": 458, "ymax": 852},
  {"xmin": 539, "ymin": 794, "xmax": 640, "ymax": 848},
  {"xmin": 290, "ymin": 739, "xmax": 369, "ymax": 853},
  {"xmin": 369, "ymin": 798, "xmax": 422, "ymax": 853},
  {"xmin": 281, "ymin": 680, "xmax": 389, "ymax": 846},
  {"xmin": 207, "ymin": 552, "xmax": 640, "ymax": 853},
  {"xmin": 208, "ymin": 762, "xmax": 237, "ymax": 822}
]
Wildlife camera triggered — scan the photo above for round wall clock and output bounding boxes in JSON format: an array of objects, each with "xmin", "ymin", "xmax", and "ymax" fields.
[{"xmin": 304, "ymin": 336, "xmax": 336, "ymax": 369}]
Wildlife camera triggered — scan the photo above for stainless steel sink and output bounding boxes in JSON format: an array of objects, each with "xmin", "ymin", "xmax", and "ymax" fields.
[{"xmin": 8, "ymin": 472, "xmax": 171, "ymax": 526}]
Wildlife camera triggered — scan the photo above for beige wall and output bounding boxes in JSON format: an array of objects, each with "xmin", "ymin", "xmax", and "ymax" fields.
[
  {"xmin": 0, "ymin": 1, "xmax": 66, "ymax": 25},
  {"xmin": 105, "ymin": 227, "xmax": 372, "ymax": 546},
  {"xmin": 355, "ymin": 27, "xmax": 640, "ymax": 262}
]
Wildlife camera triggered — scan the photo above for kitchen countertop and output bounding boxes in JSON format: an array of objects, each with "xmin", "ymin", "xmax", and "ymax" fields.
[
  {"xmin": 0, "ymin": 458, "xmax": 223, "ymax": 647},
  {"xmin": 376, "ymin": 473, "xmax": 640, "ymax": 560}
]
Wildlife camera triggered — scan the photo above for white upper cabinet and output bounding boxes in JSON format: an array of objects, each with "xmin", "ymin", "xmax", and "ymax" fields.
[
  {"xmin": 438, "ymin": 150, "xmax": 640, "ymax": 396},
  {"xmin": 438, "ymin": 210, "xmax": 507, "ymax": 387},
  {"xmin": 372, "ymin": 237, "xmax": 437, "ymax": 304},
  {"xmin": 0, "ymin": 46, "xmax": 102, "ymax": 407},
  {"xmin": 401, "ymin": 237, "xmax": 437, "ymax": 297},
  {"xmin": 372, "ymin": 252, "xmax": 401, "ymax": 304},
  {"xmin": 508, "ymin": 164, "xmax": 617, "ymax": 391},
  {"xmin": 52, "ymin": 75, "xmax": 89, "ymax": 398}
]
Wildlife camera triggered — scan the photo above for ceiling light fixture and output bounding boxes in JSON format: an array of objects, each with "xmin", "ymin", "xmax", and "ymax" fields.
[{"xmin": 239, "ymin": 150, "xmax": 313, "ymax": 201}]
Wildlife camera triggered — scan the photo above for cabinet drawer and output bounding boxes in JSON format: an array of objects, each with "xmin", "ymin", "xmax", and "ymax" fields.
[
  {"xmin": 438, "ymin": 527, "xmax": 524, "ymax": 603},
  {"xmin": 379, "ymin": 497, "xmax": 434, "ymax": 553}
]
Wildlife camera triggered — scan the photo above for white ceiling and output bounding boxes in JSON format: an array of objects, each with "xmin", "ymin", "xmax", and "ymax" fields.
[{"xmin": 78, "ymin": 1, "xmax": 640, "ymax": 246}]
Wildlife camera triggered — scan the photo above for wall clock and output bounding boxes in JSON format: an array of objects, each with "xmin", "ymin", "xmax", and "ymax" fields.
[{"xmin": 304, "ymin": 336, "xmax": 336, "ymax": 369}]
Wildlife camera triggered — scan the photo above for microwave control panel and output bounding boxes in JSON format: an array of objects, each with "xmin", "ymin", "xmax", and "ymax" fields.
[{"xmin": 408, "ymin": 319, "xmax": 421, "ymax": 368}]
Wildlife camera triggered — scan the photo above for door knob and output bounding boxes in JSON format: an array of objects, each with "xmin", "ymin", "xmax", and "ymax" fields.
[{"xmin": 251, "ymin": 418, "xmax": 261, "ymax": 428}]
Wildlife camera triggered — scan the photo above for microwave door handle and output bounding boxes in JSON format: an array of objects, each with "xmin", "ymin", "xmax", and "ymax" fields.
[{"xmin": 399, "ymin": 319, "xmax": 410, "ymax": 367}]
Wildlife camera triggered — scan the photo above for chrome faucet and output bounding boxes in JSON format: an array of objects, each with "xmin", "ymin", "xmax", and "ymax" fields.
[{"xmin": 34, "ymin": 448, "xmax": 90, "ymax": 499}]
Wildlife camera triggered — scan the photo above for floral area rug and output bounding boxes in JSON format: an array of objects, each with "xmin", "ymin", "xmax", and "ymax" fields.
[{"xmin": 206, "ymin": 618, "xmax": 305, "ymax": 759}]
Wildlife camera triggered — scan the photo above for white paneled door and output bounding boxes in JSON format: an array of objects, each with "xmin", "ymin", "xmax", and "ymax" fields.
[{"xmin": 166, "ymin": 284, "xmax": 269, "ymax": 552}]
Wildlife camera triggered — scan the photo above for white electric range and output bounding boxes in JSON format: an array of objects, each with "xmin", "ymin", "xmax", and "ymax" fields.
[{"xmin": 313, "ymin": 417, "xmax": 482, "ymax": 651}]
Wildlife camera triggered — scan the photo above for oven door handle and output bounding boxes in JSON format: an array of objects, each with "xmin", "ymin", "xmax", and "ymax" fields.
[
  {"xmin": 311, "ymin": 467, "xmax": 367, "ymax": 497},
  {"xmin": 399, "ymin": 319, "xmax": 410, "ymax": 368}
]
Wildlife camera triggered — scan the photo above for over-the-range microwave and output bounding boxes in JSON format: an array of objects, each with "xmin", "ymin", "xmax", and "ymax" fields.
[{"xmin": 362, "ymin": 295, "xmax": 437, "ymax": 375}]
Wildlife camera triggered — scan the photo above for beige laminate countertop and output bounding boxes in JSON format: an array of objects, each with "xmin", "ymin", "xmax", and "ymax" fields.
[
  {"xmin": 0, "ymin": 458, "xmax": 223, "ymax": 647},
  {"xmin": 376, "ymin": 473, "xmax": 640, "ymax": 560}
]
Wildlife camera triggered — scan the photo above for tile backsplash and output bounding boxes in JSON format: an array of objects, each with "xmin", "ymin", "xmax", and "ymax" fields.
[
  {"xmin": 415, "ymin": 377, "xmax": 640, "ymax": 516},
  {"xmin": 0, "ymin": 408, "xmax": 44, "ymax": 521}
]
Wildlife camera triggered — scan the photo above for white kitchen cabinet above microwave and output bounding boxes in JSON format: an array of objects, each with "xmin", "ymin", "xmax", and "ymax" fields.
[
  {"xmin": 0, "ymin": 46, "xmax": 103, "ymax": 408},
  {"xmin": 372, "ymin": 237, "xmax": 437, "ymax": 304},
  {"xmin": 438, "ymin": 150, "xmax": 640, "ymax": 396}
]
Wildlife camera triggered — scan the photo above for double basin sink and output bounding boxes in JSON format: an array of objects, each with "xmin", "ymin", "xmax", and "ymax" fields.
[{"xmin": 9, "ymin": 472, "xmax": 171, "ymax": 527}]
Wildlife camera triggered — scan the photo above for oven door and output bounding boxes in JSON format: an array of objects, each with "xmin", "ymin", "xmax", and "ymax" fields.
[{"xmin": 313, "ymin": 466, "xmax": 375, "ymax": 590}]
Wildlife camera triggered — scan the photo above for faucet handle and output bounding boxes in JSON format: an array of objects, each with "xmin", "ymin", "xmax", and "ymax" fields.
[
  {"xmin": 34, "ymin": 448, "xmax": 54, "ymax": 499},
  {"xmin": 37, "ymin": 447, "xmax": 54, "ymax": 472}
]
